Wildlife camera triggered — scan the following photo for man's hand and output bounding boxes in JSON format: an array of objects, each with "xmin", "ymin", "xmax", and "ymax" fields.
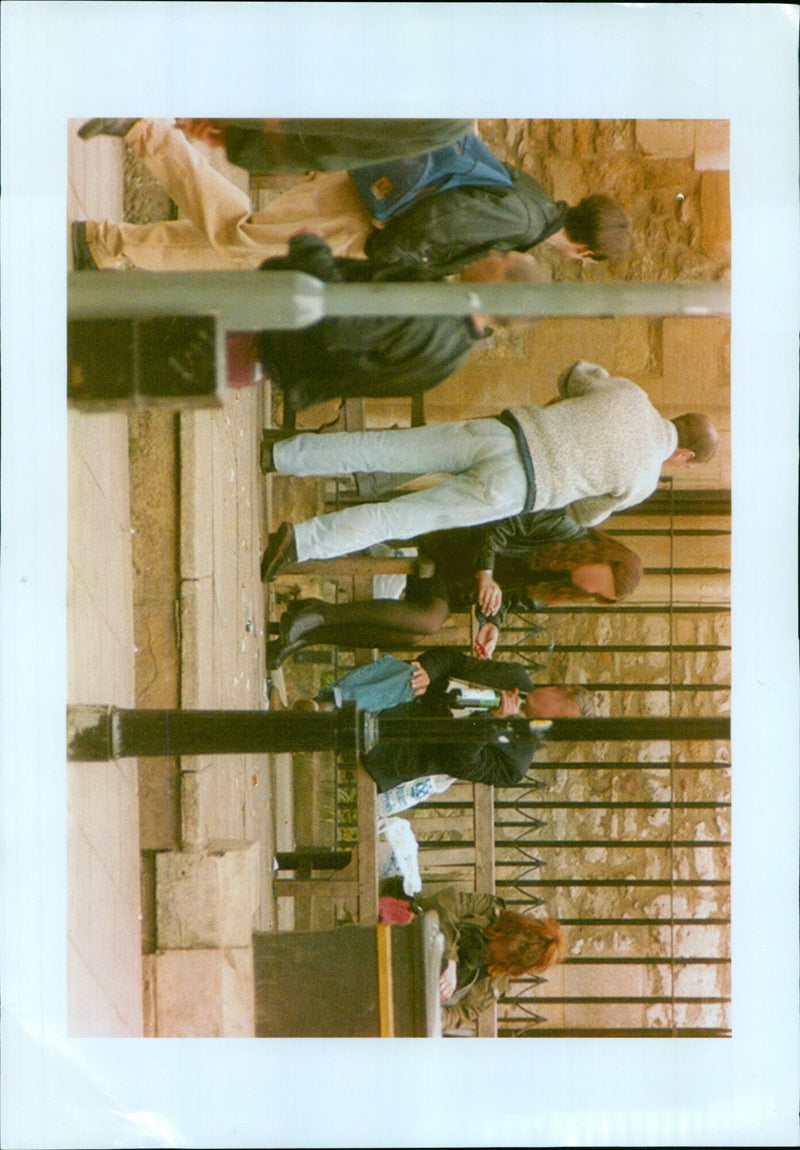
[
  {"xmin": 492, "ymin": 688, "xmax": 521, "ymax": 718},
  {"xmin": 476, "ymin": 571, "xmax": 503, "ymax": 616},
  {"xmin": 473, "ymin": 622, "xmax": 500, "ymax": 659},
  {"xmin": 175, "ymin": 119, "xmax": 225, "ymax": 147},
  {"xmin": 439, "ymin": 958, "xmax": 458, "ymax": 1002},
  {"xmin": 409, "ymin": 661, "xmax": 430, "ymax": 697}
]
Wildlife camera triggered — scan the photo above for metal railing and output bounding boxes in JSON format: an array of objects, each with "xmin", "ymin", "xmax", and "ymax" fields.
[{"xmin": 406, "ymin": 481, "xmax": 731, "ymax": 1036}]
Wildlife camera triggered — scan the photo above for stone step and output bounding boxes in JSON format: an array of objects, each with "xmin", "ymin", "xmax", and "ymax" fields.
[
  {"xmin": 156, "ymin": 840, "xmax": 261, "ymax": 948},
  {"xmin": 144, "ymin": 948, "xmax": 255, "ymax": 1037}
]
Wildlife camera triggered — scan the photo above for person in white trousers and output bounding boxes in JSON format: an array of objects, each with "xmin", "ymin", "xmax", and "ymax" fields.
[{"xmin": 259, "ymin": 360, "xmax": 719, "ymax": 580}]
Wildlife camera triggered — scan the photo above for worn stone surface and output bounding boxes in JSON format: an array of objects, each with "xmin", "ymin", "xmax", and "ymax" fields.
[
  {"xmin": 156, "ymin": 841, "xmax": 261, "ymax": 948},
  {"xmin": 150, "ymin": 947, "xmax": 255, "ymax": 1037}
]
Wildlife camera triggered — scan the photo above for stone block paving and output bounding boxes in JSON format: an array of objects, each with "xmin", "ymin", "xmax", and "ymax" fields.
[
  {"xmin": 67, "ymin": 122, "xmax": 145, "ymax": 1037},
  {"xmin": 66, "ymin": 120, "xmax": 311, "ymax": 1036},
  {"xmin": 177, "ymin": 390, "xmax": 278, "ymax": 934},
  {"xmin": 67, "ymin": 409, "xmax": 144, "ymax": 1036}
]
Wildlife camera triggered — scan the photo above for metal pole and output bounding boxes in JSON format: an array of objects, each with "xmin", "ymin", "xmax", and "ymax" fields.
[
  {"xmin": 68, "ymin": 272, "xmax": 731, "ymax": 328},
  {"xmin": 67, "ymin": 704, "xmax": 729, "ymax": 762}
]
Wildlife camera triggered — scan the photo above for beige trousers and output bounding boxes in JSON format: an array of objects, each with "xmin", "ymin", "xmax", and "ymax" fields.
[{"xmin": 87, "ymin": 118, "xmax": 374, "ymax": 271}]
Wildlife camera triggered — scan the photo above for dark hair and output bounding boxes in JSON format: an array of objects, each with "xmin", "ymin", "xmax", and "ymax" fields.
[
  {"xmin": 672, "ymin": 413, "xmax": 719, "ymax": 463},
  {"xmin": 564, "ymin": 195, "xmax": 632, "ymax": 260},
  {"xmin": 485, "ymin": 911, "xmax": 567, "ymax": 977},
  {"xmin": 523, "ymin": 530, "xmax": 643, "ymax": 603}
]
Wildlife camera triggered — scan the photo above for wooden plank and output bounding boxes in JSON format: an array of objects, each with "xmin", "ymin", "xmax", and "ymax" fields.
[
  {"xmin": 415, "ymin": 846, "xmax": 478, "ymax": 867},
  {"xmin": 474, "ymin": 784, "xmax": 498, "ymax": 1037},
  {"xmin": 356, "ymin": 767, "xmax": 379, "ymax": 922},
  {"xmin": 343, "ymin": 397, "xmax": 366, "ymax": 431},
  {"xmin": 474, "ymin": 785, "xmax": 496, "ymax": 893},
  {"xmin": 376, "ymin": 923, "xmax": 395, "ymax": 1037}
]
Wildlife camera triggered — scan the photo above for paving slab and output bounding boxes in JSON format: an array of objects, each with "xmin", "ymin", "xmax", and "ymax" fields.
[{"xmin": 67, "ymin": 409, "xmax": 143, "ymax": 1036}]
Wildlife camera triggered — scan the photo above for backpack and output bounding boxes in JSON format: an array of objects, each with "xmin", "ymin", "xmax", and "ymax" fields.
[
  {"xmin": 349, "ymin": 132, "xmax": 513, "ymax": 221},
  {"xmin": 364, "ymin": 165, "xmax": 567, "ymax": 278}
]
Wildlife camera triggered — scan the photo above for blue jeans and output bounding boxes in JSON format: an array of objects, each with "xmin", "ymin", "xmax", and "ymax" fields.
[{"xmin": 323, "ymin": 655, "xmax": 416, "ymax": 713}]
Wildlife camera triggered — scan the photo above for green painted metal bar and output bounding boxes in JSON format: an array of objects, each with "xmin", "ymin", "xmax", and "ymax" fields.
[
  {"xmin": 497, "ymin": 877, "xmax": 730, "ymax": 887},
  {"xmin": 507, "ymin": 996, "xmax": 730, "ymax": 1005},
  {"xmin": 68, "ymin": 271, "xmax": 731, "ymax": 325},
  {"xmin": 506, "ymin": 913, "xmax": 731, "ymax": 925},
  {"xmin": 562, "ymin": 957, "xmax": 731, "ymax": 965},
  {"xmin": 501, "ymin": 643, "xmax": 730, "ymax": 652},
  {"xmin": 500, "ymin": 1028, "xmax": 731, "ymax": 1038}
]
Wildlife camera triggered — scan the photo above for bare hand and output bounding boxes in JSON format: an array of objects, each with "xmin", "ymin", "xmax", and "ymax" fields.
[
  {"xmin": 175, "ymin": 118, "xmax": 225, "ymax": 147},
  {"xmin": 476, "ymin": 571, "xmax": 503, "ymax": 616},
  {"xmin": 473, "ymin": 622, "xmax": 500, "ymax": 660},
  {"xmin": 409, "ymin": 661, "xmax": 430, "ymax": 697},
  {"xmin": 492, "ymin": 687, "xmax": 521, "ymax": 718},
  {"xmin": 439, "ymin": 959, "xmax": 458, "ymax": 1001}
]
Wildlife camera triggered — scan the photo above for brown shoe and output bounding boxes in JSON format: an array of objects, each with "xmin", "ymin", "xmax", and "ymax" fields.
[{"xmin": 260, "ymin": 521, "xmax": 298, "ymax": 581}]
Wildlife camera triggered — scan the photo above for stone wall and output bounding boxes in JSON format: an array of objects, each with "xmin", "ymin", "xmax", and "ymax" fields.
[{"xmin": 359, "ymin": 118, "xmax": 732, "ymax": 491}]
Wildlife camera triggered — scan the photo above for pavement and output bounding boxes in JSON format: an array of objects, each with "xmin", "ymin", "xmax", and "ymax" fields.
[{"xmin": 66, "ymin": 121, "xmax": 296, "ymax": 1036}]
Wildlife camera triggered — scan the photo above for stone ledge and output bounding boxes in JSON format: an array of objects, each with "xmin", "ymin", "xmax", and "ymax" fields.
[
  {"xmin": 156, "ymin": 841, "xmax": 261, "ymax": 948},
  {"xmin": 148, "ymin": 947, "xmax": 255, "ymax": 1037}
]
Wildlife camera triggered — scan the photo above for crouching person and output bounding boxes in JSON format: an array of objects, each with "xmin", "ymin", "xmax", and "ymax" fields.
[
  {"xmin": 415, "ymin": 886, "xmax": 567, "ymax": 1031},
  {"xmin": 291, "ymin": 647, "xmax": 592, "ymax": 792}
]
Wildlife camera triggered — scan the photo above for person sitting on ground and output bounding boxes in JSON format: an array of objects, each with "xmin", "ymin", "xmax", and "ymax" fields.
[
  {"xmin": 268, "ymin": 513, "xmax": 643, "ymax": 667},
  {"xmin": 259, "ymin": 360, "xmax": 718, "ymax": 581},
  {"xmin": 291, "ymin": 646, "xmax": 593, "ymax": 794},
  {"xmin": 72, "ymin": 118, "xmax": 631, "ymax": 277},
  {"xmin": 412, "ymin": 886, "xmax": 567, "ymax": 1031}
]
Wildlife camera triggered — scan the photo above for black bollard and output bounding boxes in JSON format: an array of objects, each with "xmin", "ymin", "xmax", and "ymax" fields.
[{"xmin": 67, "ymin": 704, "xmax": 730, "ymax": 763}]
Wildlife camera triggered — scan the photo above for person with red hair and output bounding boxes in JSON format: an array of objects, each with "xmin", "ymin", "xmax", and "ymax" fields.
[
  {"xmin": 414, "ymin": 886, "xmax": 566, "ymax": 1031},
  {"xmin": 269, "ymin": 513, "xmax": 643, "ymax": 666}
]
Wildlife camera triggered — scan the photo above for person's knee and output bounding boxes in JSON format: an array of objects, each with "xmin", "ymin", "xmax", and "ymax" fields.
[{"xmin": 415, "ymin": 599, "xmax": 450, "ymax": 634}]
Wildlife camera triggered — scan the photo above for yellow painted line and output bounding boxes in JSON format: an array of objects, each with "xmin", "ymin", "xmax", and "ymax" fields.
[{"xmin": 376, "ymin": 923, "xmax": 395, "ymax": 1037}]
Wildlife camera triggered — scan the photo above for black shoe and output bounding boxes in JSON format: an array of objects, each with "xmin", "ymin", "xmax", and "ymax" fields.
[
  {"xmin": 260, "ymin": 522, "xmax": 298, "ymax": 582},
  {"xmin": 78, "ymin": 118, "xmax": 140, "ymax": 140},
  {"xmin": 71, "ymin": 221, "xmax": 98, "ymax": 270},
  {"xmin": 266, "ymin": 637, "xmax": 308, "ymax": 670},
  {"xmin": 259, "ymin": 428, "xmax": 294, "ymax": 473},
  {"xmin": 278, "ymin": 598, "xmax": 328, "ymax": 645}
]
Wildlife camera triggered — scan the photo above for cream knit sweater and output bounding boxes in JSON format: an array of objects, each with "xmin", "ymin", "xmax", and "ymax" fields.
[{"xmin": 504, "ymin": 361, "xmax": 678, "ymax": 526}]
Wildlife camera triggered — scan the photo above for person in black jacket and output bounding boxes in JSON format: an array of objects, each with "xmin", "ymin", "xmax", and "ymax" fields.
[
  {"xmin": 295, "ymin": 647, "xmax": 591, "ymax": 793},
  {"xmin": 255, "ymin": 234, "xmax": 500, "ymax": 414}
]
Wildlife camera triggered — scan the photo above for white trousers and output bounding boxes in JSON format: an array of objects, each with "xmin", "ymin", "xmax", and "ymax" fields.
[
  {"xmin": 86, "ymin": 118, "xmax": 373, "ymax": 270},
  {"xmin": 274, "ymin": 419, "xmax": 529, "ymax": 561}
]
